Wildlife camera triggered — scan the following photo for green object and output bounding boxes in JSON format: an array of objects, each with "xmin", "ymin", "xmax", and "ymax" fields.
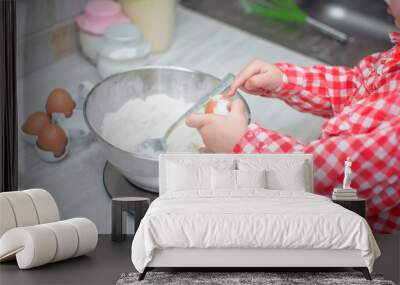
[
  {"xmin": 239, "ymin": 0, "xmax": 349, "ymax": 43},
  {"xmin": 239, "ymin": 0, "xmax": 307, "ymax": 23}
]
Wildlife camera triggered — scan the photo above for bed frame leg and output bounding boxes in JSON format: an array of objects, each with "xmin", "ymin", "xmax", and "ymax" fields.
[
  {"xmin": 354, "ymin": 267, "xmax": 371, "ymax": 280},
  {"xmin": 138, "ymin": 268, "xmax": 148, "ymax": 281}
]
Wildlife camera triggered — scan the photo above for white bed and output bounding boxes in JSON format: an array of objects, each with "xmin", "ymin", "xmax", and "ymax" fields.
[{"xmin": 131, "ymin": 153, "xmax": 380, "ymax": 280}]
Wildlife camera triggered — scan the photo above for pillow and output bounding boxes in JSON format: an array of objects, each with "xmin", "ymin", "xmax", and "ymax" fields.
[
  {"xmin": 266, "ymin": 163, "xmax": 306, "ymax": 191},
  {"xmin": 165, "ymin": 158, "xmax": 236, "ymax": 193},
  {"xmin": 211, "ymin": 168, "xmax": 236, "ymax": 190},
  {"xmin": 238, "ymin": 159, "xmax": 307, "ymax": 191},
  {"xmin": 167, "ymin": 162, "xmax": 210, "ymax": 192},
  {"xmin": 236, "ymin": 169, "xmax": 267, "ymax": 189},
  {"xmin": 266, "ymin": 169, "xmax": 306, "ymax": 191}
]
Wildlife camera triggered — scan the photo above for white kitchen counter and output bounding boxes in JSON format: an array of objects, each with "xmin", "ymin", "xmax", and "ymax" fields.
[{"xmin": 18, "ymin": 6, "xmax": 324, "ymax": 234}]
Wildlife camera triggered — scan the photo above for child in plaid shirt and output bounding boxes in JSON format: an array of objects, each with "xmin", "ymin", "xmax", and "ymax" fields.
[{"xmin": 186, "ymin": 0, "xmax": 400, "ymax": 233}]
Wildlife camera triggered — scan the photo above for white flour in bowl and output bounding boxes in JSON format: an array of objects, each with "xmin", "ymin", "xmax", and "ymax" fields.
[{"xmin": 101, "ymin": 94, "xmax": 203, "ymax": 154}]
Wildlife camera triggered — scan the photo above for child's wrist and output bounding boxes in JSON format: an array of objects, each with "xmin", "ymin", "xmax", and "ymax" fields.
[
  {"xmin": 270, "ymin": 72, "xmax": 287, "ymax": 93},
  {"xmin": 270, "ymin": 63, "xmax": 298, "ymax": 95}
]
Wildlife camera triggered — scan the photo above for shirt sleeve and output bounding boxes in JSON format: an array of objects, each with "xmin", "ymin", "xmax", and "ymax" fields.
[
  {"xmin": 233, "ymin": 122, "xmax": 400, "ymax": 233},
  {"xmin": 266, "ymin": 63, "xmax": 361, "ymax": 118}
]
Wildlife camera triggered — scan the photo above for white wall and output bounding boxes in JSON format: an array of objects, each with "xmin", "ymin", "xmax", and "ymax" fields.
[{"xmin": 17, "ymin": 0, "xmax": 87, "ymax": 77}]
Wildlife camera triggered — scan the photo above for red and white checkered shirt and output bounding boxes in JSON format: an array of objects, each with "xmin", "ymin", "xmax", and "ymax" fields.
[{"xmin": 233, "ymin": 32, "xmax": 400, "ymax": 233}]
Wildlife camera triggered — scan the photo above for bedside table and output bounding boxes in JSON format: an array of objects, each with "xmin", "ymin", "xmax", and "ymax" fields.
[
  {"xmin": 332, "ymin": 198, "xmax": 366, "ymax": 218},
  {"xmin": 112, "ymin": 197, "xmax": 150, "ymax": 242}
]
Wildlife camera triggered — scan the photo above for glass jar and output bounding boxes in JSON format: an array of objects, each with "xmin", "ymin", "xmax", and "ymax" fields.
[
  {"xmin": 76, "ymin": 0, "xmax": 129, "ymax": 63},
  {"xmin": 97, "ymin": 22, "xmax": 151, "ymax": 78}
]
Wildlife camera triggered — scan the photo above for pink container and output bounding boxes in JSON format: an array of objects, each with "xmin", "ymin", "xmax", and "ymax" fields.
[{"xmin": 76, "ymin": 0, "xmax": 129, "ymax": 63}]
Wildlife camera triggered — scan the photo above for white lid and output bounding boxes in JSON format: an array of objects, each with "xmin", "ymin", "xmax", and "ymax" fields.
[
  {"xmin": 101, "ymin": 22, "xmax": 151, "ymax": 60},
  {"xmin": 104, "ymin": 22, "xmax": 144, "ymax": 42}
]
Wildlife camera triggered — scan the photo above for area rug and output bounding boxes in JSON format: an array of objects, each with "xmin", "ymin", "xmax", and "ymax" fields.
[{"xmin": 116, "ymin": 271, "xmax": 396, "ymax": 285}]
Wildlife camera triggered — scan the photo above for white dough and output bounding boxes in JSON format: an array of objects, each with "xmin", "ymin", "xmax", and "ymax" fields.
[{"xmin": 101, "ymin": 94, "xmax": 203, "ymax": 154}]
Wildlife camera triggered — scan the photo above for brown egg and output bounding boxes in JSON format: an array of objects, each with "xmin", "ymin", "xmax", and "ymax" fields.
[
  {"xmin": 205, "ymin": 100, "xmax": 217, "ymax": 114},
  {"xmin": 46, "ymin": 88, "xmax": 74, "ymax": 118},
  {"xmin": 22, "ymin": 112, "xmax": 51, "ymax": 135},
  {"xmin": 204, "ymin": 96, "xmax": 230, "ymax": 115},
  {"xmin": 37, "ymin": 124, "xmax": 68, "ymax": 157}
]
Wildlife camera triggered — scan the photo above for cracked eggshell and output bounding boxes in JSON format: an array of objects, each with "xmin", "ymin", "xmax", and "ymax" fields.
[
  {"xmin": 204, "ymin": 95, "xmax": 230, "ymax": 115},
  {"xmin": 36, "ymin": 124, "xmax": 69, "ymax": 161},
  {"xmin": 46, "ymin": 88, "xmax": 75, "ymax": 118},
  {"xmin": 35, "ymin": 134, "xmax": 70, "ymax": 162},
  {"xmin": 21, "ymin": 132, "xmax": 37, "ymax": 145},
  {"xmin": 21, "ymin": 111, "xmax": 51, "ymax": 145},
  {"xmin": 57, "ymin": 109, "xmax": 90, "ymax": 139}
]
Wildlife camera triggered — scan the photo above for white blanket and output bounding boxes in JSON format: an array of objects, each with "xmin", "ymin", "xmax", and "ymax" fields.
[{"xmin": 131, "ymin": 190, "xmax": 380, "ymax": 272}]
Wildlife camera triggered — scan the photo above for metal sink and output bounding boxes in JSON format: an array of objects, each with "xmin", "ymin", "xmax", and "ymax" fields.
[
  {"xmin": 181, "ymin": 0, "xmax": 396, "ymax": 65},
  {"xmin": 297, "ymin": 0, "xmax": 393, "ymax": 43}
]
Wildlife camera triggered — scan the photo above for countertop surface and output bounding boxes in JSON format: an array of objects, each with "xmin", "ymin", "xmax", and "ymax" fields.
[{"xmin": 18, "ymin": 6, "xmax": 324, "ymax": 234}]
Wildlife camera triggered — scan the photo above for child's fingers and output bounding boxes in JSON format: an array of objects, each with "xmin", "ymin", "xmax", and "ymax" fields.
[
  {"xmin": 229, "ymin": 99, "xmax": 246, "ymax": 116},
  {"xmin": 244, "ymin": 73, "xmax": 270, "ymax": 91},
  {"xmin": 228, "ymin": 60, "xmax": 264, "ymax": 96},
  {"xmin": 237, "ymin": 84, "xmax": 263, "ymax": 95},
  {"xmin": 229, "ymin": 64, "xmax": 261, "ymax": 95},
  {"xmin": 199, "ymin": 147, "xmax": 214, "ymax": 153},
  {"xmin": 185, "ymin": 113, "xmax": 213, "ymax": 129}
]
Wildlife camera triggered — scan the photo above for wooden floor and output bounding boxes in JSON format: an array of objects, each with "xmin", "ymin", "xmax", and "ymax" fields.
[{"xmin": 0, "ymin": 235, "xmax": 134, "ymax": 285}]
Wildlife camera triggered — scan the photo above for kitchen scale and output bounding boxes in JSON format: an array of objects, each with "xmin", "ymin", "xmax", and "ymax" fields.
[{"xmin": 102, "ymin": 161, "xmax": 158, "ymax": 204}]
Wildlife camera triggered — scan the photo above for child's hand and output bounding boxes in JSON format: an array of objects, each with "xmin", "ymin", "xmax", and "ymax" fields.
[
  {"xmin": 186, "ymin": 99, "xmax": 248, "ymax": 153},
  {"xmin": 227, "ymin": 60, "xmax": 284, "ymax": 97}
]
